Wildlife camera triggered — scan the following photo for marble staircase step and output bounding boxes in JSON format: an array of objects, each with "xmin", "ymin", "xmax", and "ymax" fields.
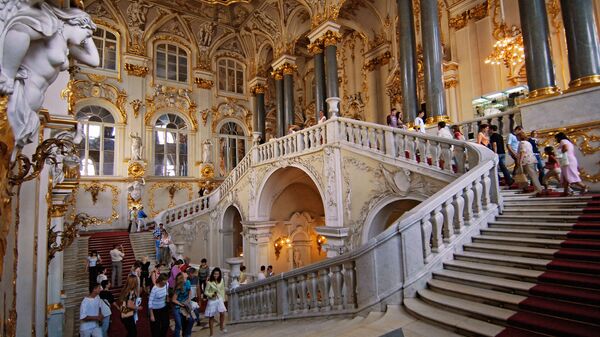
[
  {"xmin": 501, "ymin": 208, "xmax": 585, "ymax": 215},
  {"xmin": 500, "ymin": 195, "xmax": 593, "ymax": 202},
  {"xmin": 464, "ymin": 242, "xmax": 557, "ymax": 259},
  {"xmin": 339, "ymin": 305, "xmax": 418, "ymax": 337},
  {"xmin": 480, "ymin": 227, "xmax": 569, "ymax": 239},
  {"xmin": 488, "ymin": 220, "xmax": 576, "ymax": 230},
  {"xmin": 432, "ymin": 269, "xmax": 535, "ymax": 295},
  {"xmin": 427, "ymin": 279, "xmax": 526, "ymax": 308},
  {"xmin": 404, "ymin": 298, "xmax": 505, "ymax": 337},
  {"xmin": 503, "ymin": 201, "xmax": 589, "ymax": 208},
  {"xmin": 454, "ymin": 251, "xmax": 551, "ymax": 270},
  {"xmin": 495, "ymin": 214, "xmax": 581, "ymax": 223},
  {"xmin": 443, "ymin": 260, "xmax": 543, "ymax": 282},
  {"xmin": 473, "ymin": 235, "xmax": 565, "ymax": 249}
]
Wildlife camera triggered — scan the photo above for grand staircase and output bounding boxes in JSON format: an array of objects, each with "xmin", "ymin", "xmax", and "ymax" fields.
[
  {"xmin": 404, "ymin": 190, "xmax": 600, "ymax": 337},
  {"xmin": 130, "ymin": 231, "xmax": 158, "ymax": 262}
]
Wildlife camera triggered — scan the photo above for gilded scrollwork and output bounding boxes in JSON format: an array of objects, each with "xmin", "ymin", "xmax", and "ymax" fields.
[
  {"xmin": 72, "ymin": 183, "xmax": 120, "ymax": 225},
  {"xmin": 145, "ymin": 85, "xmax": 199, "ymax": 131},
  {"xmin": 83, "ymin": 181, "xmax": 105, "ymax": 205},
  {"xmin": 148, "ymin": 182, "xmax": 194, "ymax": 217},
  {"xmin": 47, "ymin": 213, "xmax": 98, "ymax": 263},
  {"xmin": 69, "ymin": 78, "xmax": 128, "ymax": 123}
]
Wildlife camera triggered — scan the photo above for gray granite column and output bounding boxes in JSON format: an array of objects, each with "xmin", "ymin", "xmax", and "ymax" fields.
[
  {"xmin": 254, "ymin": 88, "xmax": 266, "ymax": 141},
  {"xmin": 283, "ymin": 65, "xmax": 295, "ymax": 131},
  {"xmin": 313, "ymin": 49, "xmax": 327, "ymax": 120},
  {"xmin": 324, "ymin": 32, "xmax": 340, "ymax": 116},
  {"xmin": 420, "ymin": 0, "xmax": 446, "ymax": 121},
  {"xmin": 274, "ymin": 71, "xmax": 285, "ymax": 137},
  {"xmin": 397, "ymin": 0, "xmax": 419, "ymax": 123},
  {"xmin": 518, "ymin": 0, "xmax": 558, "ymax": 96},
  {"xmin": 560, "ymin": 0, "xmax": 600, "ymax": 88}
]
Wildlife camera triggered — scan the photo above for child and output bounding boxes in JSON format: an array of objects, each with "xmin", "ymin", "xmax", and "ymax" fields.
[{"xmin": 542, "ymin": 146, "xmax": 561, "ymax": 191}]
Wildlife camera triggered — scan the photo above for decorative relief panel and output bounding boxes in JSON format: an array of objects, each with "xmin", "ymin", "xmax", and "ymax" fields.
[
  {"xmin": 73, "ymin": 182, "xmax": 120, "ymax": 225},
  {"xmin": 211, "ymin": 101, "xmax": 252, "ymax": 133},
  {"xmin": 148, "ymin": 182, "xmax": 194, "ymax": 217},
  {"xmin": 66, "ymin": 76, "xmax": 128, "ymax": 123},
  {"xmin": 145, "ymin": 85, "xmax": 199, "ymax": 131}
]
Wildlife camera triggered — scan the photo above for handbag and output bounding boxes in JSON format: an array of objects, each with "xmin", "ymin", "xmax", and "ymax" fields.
[
  {"xmin": 514, "ymin": 166, "xmax": 529, "ymax": 189},
  {"xmin": 558, "ymin": 152, "xmax": 569, "ymax": 166}
]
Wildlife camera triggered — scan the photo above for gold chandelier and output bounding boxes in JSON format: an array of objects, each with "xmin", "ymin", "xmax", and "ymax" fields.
[{"xmin": 485, "ymin": 27, "xmax": 525, "ymax": 68}]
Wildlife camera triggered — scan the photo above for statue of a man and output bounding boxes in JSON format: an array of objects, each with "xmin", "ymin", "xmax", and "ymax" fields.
[
  {"xmin": 128, "ymin": 178, "xmax": 145, "ymax": 202},
  {"xmin": 0, "ymin": 2, "xmax": 100, "ymax": 147},
  {"xmin": 130, "ymin": 132, "xmax": 143, "ymax": 161},
  {"xmin": 202, "ymin": 139, "xmax": 212, "ymax": 163}
]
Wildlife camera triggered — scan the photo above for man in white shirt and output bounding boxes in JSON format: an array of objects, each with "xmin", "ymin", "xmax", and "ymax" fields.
[
  {"xmin": 436, "ymin": 121, "xmax": 453, "ymax": 139},
  {"xmin": 110, "ymin": 244, "xmax": 125, "ymax": 287},
  {"xmin": 414, "ymin": 111, "xmax": 426, "ymax": 133},
  {"xmin": 80, "ymin": 284, "xmax": 103, "ymax": 337},
  {"xmin": 257, "ymin": 265, "xmax": 266, "ymax": 280}
]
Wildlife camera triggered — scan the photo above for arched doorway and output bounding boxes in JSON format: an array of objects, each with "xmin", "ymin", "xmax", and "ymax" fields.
[
  {"xmin": 365, "ymin": 199, "xmax": 421, "ymax": 242},
  {"xmin": 222, "ymin": 205, "xmax": 243, "ymax": 260},
  {"xmin": 256, "ymin": 167, "xmax": 326, "ymax": 273}
]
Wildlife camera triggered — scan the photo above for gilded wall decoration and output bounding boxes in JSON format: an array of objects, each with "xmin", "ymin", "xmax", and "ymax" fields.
[
  {"xmin": 128, "ymin": 161, "xmax": 146, "ymax": 179},
  {"xmin": 69, "ymin": 78, "xmax": 128, "ymax": 123},
  {"xmin": 0, "ymin": 95, "xmax": 13, "ymax": 281},
  {"xmin": 73, "ymin": 183, "xmax": 120, "ymax": 225},
  {"xmin": 126, "ymin": 0, "xmax": 152, "ymax": 56},
  {"xmin": 47, "ymin": 213, "xmax": 97, "ymax": 263},
  {"xmin": 449, "ymin": 1, "xmax": 488, "ymax": 30},
  {"xmin": 363, "ymin": 51, "xmax": 392, "ymax": 72},
  {"xmin": 125, "ymin": 63, "xmax": 149, "ymax": 77},
  {"xmin": 145, "ymin": 85, "xmax": 199, "ymax": 131},
  {"xmin": 195, "ymin": 78, "xmax": 215, "ymax": 89},
  {"xmin": 130, "ymin": 99, "xmax": 144, "ymax": 118},
  {"xmin": 83, "ymin": 181, "xmax": 105, "ymax": 205},
  {"xmin": 148, "ymin": 182, "xmax": 194, "ymax": 217},
  {"xmin": 212, "ymin": 101, "xmax": 253, "ymax": 133}
]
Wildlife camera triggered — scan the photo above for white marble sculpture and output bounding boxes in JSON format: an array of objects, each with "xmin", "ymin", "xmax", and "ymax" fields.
[
  {"xmin": 130, "ymin": 131, "xmax": 143, "ymax": 161},
  {"xmin": 0, "ymin": 1, "xmax": 100, "ymax": 147},
  {"xmin": 197, "ymin": 21, "xmax": 216, "ymax": 48},
  {"xmin": 202, "ymin": 139, "xmax": 212, "ymax": 163},
  {"xmin": 128, "ymin": 178, "xmax": 145, "ymax": 202}
]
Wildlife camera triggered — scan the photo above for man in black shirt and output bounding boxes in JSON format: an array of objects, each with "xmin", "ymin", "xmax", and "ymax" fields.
[{"xmin": 490, "ymin": 125, "xmax": 513, "ymax": 186}]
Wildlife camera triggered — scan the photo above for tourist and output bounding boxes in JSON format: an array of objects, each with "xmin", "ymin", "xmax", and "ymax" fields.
[
  {"xmin": 267, "ymin": 265, "xmax": 274, "ymax": 277},
  {"xmin": 130, "ymin": 261, "xmax": 142, "ymax": 295},
  {"xmin": 517, "ymin": 132, "xmax": 543, "ymax": 193},
  {"xmin": 198, "ymin": 258, "xmax": 210, "ymax": 294},
  {"xmin": 79, "ymin": 283, "xmax": 103, "ymax": 337},
  {"xmin": 257, "ymin": 265, "xmax": 266, "ymax": 280},
  {"xmin": 169, "ymin": 259, "xmax": 183, "ymax": 289},
  {"xmin": 239, "ymin": 265, "xmax": 247, "ymax": 285},
  {"xmin": 119, "ymin": 275, "xmax": 141, "ymax": 337},
  {"xmin": 149, "ymin": 274, "xmax": 170, "ymax": 337},
  {"xmin": 204, "ymin": 267, "xmax": 227, "ymax": 336},
  {"xmin": 172, "ymin": 273, "xmax": 194, "ymax": 337},
  {"xmin": 186, "ymin": 267, "xmax": 203, "ymax": 326},
  {"xmin": 555, "ymin": 132, "xmax": 589, "ymax": 196},
  {"xmin": 110, "ymin": 244, "xmax": 124, "ymax": 287},
  {"xmin": 490, "ymin": 125, "xmax": 513, "ymax": 186},
  {"xmin": 150, "ymin": 264, "xmax": 162, "ymax": 286},
  {"xmin": 96, "ymin": 266, "xmax": 108, "ymax": 286},
  {"xmin": 159, "ymin": 231, "xmax": 173, "ymax": 265},
  {"xmin": 414, "ymin": 111, "xmax": 426, "ymax": 133},
  {"xmin": 452, "ymin": 125, "xmax": 466, "ymax": 174},
  {"xmin": 436, "ymin": 121, "xmax": 453, "ymax": 139},
  {"xmin": 98, "ymin": 280, "xmax": 113, "ymax": 337},
  {"xmin": 529, "ymin": 130, "xmax": 545, "ymax": 183},
  {"xmin": 476, "ymin": 124, "xmax": 490, "ymax": 148},
  {"xmin": 386, "ymin": 108, "xmax": 399, "ymax": 128},
  {"xmin": 153, "ymin": 223, "xmax": 164, "ymax": 262},
  {"xmin": 85, "ymin": 250, "xmax": 102, "ymax": 288},
  {"xmin": 140, "ymin": 256, "xmax": 151, "ymax": 293},
  {"xmin": 542, "ymin": 146, "xmax": 561, "ymax": 192},
  {"xmin": 128, "ymin": 207, "xmax": 137, "ymax": 233},
  {"xmin": 136, "ymin": 206, "xmax": 148, "ymax": 232},
  {"xmin": 507, "ymin": 125, "xmax": 523, "ymax": 175},
  {"xmin": 180, "ymin": 256, "xmax": 191, "ymax": 273},
  {"xmin": 318, "ymin": 110, "xmax": 327, "ymax": 124}
]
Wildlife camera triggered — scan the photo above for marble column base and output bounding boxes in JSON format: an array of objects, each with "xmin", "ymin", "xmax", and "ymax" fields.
[
  {"xmin": 568, "ymin": 74, "xmax": 600, "ymax": 92},
  {"xmin": 47, "ymin": 307, "xmax": 65, "ymax": 337}
]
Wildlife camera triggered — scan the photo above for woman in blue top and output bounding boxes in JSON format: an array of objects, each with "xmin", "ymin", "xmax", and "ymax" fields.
[{"xmin": 171, "ymin": 273, "xmax": 194, "ymax": 337}]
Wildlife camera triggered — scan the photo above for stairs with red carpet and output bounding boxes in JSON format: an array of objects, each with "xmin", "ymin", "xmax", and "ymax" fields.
[
  {"xmin": 88, "ymin": 231, "xmax": 137, "ymax": 297},
  {"xmin": 404, "ymin": 190, "xmax": 600, "ymax": 337}
]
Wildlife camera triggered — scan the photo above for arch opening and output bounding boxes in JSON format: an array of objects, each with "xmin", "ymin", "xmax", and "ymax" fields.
[
  {"xmin": 366, "ymin": 199, "xmax": 421, "ymax": 241},
  {"xmin": 222, "ymin": 205, "xmax": 243, "ymax": 260}
]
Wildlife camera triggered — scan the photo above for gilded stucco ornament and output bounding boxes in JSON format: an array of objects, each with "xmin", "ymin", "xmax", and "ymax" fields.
[
  {"xmin": 145, "ymin": 85, "xmax": 199, "ymax": 131},
  {"xmin": 148, "ymin": 182, "xmax": 194, "ymax": 217},
  {"xmin": 130, "ymin": 99, "xmax": 143, "ymax": 118},
  {"xmin": 48, "ymin": 213, "xmax": 97, "ymax": 263},
  {"xmin": 195, "ymin": 78, "xmax": 214, "ymax": 89},
  {"xmin": 125, "ymin": 63, "xmax": 149, "ymax": 77},
  {"xmin": 128, "ymin": 161, "xmax": 146, "ymax": 179}
]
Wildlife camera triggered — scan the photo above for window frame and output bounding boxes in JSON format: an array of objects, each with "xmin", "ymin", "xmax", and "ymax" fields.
[
  {"xmin": 77, "ymin": 106, "xmax": 116, "ymax": 177},
  {"xmin": 217, "ymin": 58, "xmax": 246, "ymax": 96},
  {"xmin": 81, "ymin": 25, "xmax": 121, "ymax": 81},
  {"xmin": 153, "ymin": 113, "xmax": 189, "ymax": 177},
  {"xmin": 155, "ymin": 43, "xmax": 190, "ymax": 85},
  {"xmin": 218, "ymin": 120, "xmax": 248, "ymax": 175}
]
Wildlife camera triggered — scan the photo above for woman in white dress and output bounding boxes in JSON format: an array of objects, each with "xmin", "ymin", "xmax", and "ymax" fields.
[{"xmin": 204, "ymin": 267, "xmax": 227, "ymax": 336}]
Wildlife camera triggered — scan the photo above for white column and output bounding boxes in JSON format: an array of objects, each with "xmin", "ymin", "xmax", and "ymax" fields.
[
  {"xmin": 241, "ymin": 222, "xmax": 275, "ymax": 276},
  {"xmin": 47, "ymin": 210, "xmax": 66, "ymax": 337}
]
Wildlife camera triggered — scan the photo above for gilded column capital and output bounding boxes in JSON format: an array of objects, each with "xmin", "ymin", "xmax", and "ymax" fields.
[
  {"xmin": 307, "ymin": 41, "xmax": 324, "ymax": 55},
  {"xmin": 281, "ymin": 63, "xmax": 298, "ymax": 76},
  {"xmin": 124, "ymin": 63, "xmax": 149, "ymax": 77},
  {"xmin": 49, "ymin": 204, "xmax": 68, "ymax": 218},
  {"xmin": 195, "ymin": 78, "xmax": 215, "ymax": 89},
  {"xmin": 251, "ymin": 84, "xmax": 267, "ymax": 96},
  {"xmin": 322, "ymin": 30, "xmax": 342, "ymax": 47},
  {"xmin": 270, "ymin": 68, "xmax": 283, "ymax": 80}
]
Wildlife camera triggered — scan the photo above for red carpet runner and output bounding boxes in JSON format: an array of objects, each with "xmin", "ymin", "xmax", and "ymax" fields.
[{"xmin": 497, "ymin": 195, "xmax": 600, "ymax": 337}]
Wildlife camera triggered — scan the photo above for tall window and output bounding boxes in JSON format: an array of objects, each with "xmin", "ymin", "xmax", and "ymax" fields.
[
  {"xmin": 219, "ymin": 121, "xmax": 246, "ymax": 174},
  {"xmin": 92, "ymin": 27, "xmax": 117, "ymax": 71},
  {"xmin": 154, "ymin": 114, "xmax": 188, "ymax": 176},
  {"xmin": 218, "ymin": 59, "xmax": 245, "ymax": 95},
  {"xmin": 156, "ymin": 43, "xmax": 188, "ymax": 83},
  {"xmin": 77, "ymin": 106, "xmax": 116, "ymax": 176}
]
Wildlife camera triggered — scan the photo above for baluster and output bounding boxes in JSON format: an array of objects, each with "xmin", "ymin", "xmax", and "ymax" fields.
[
  {"xmin": 376, "ymin": 128, "xmax": 385, "ymax": 152},
  {"xmin": 249, "ymin": 289, "xmax": 256, "ymax": 318},
  {"xmin": 353, "ymin": 124, "xmax": 361, "ymax": 146},
  {"xmin": 296, "ymin": 274, "xmax": 308, "ymax": 313},
  {"xmin": 406, "ymin": 135, "xmax": 416, "ymax": 160},
  {"xmin": 287, "ymin": 276, "xmax": 297, "ymax": 313},
  {"xmin": 472, "ymin": 178, "xmax": 483, "ymax": 216},
  {"xmin": 395, "ymin": 132, "xmax": 404, "ymax": 158},
  {"xmin": 430, "ymin": 140, "xmax": 440, "ymax": 168},
  {"xmin": 304, "ymin": 130, "xmax": 310, "ymax": 149},
  {"xmin": 308, "ymin": 271, "xmax": 319, "ymax": 312},
  {"xmin": 430, "ymin": 207, "xmax": 444, "ymax": 253},
  {"xmin": 414, "ymin": 137, "xmax": 422, "ymax": 163},
  {"xmin": 481, "ymin": 171, "xmax": 491, "ymax": 209},
  {"xmin": 442, "ymin": 200, "xmax": 455, "ymax": 243},
  {"xmin": 270, "ymin": 283, "xmax": 277, "ymax": 315},
  {"xmin": 508, "ymin": 113, "xmax": 515, "ymax": 134},
  {"xmin": 452, "ymin": 193, "xmax": 465, "ymax": 233},
  {"xmin": 421, "ymin": 214, "xmax": 433, "ymax": 263},
  {"xmin": 330, "ymin": 265, "xmax": 344, "ymax": 310},
  {"xmin": 454, "ymin": 145, "xmax": 465, "ymax": 173},
  {"xmin": 463, "ymin": 185, "xmax": 474, "ymax": 225},
  {"xmin": 440, "ymin": 143, "xmax": 452, "ymax": 171},
  {"xmin": 342, "ymin": 261, "xmax": 356, "ymax": 309},
  {"xmin": 308, "ymin": 129, "xmax": 315, "ymax": 149},
  {"xmin": 317, "ymin": 268, "xmax": 331, "ymax": 311},
  {"xmin": 358, "ymin": 125, "xmax": 366, "ymax": 148},
  {"xmin": 368, "ymin": 127, "xmax": 377, "ymax": 150}
]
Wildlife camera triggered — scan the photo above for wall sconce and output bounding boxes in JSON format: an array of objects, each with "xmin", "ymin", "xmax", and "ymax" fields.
[
  {"xmin": 274, "ymin": 236, "xmax": 291, "ymax": 259},
  {"xmin": 316, "ymin": 235, "xmax": 327, "ymax": 254}
]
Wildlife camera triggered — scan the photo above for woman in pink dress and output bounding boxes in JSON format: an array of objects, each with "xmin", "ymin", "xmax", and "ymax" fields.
[{"xmin": 554, "ymin": 132, "xmax": 588, "ymax": 196}]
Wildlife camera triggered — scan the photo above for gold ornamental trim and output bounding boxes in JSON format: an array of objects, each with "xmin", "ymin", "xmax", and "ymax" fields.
[
  {"xmin": 307, "ymin": 42, "xmax": 323, "ymax": 55},
  {"xmin": 363, "ymin": 51, "xmax": 392, "ymax": 72},
  {"xmin": 568, "ymin": 74, "xmax": 600, "ymax": 92},
  {"xmin": 200, "ymin": 164, "xmax": 215, "ymax": 180},
  {"xmin": 520, "ymin": 86, "xmax": 562, "ymax": 103},
  {"xmin": 0, "ymin": 95, "xmax": 14, "ymax": 281},
  {"xmin": 148, "ymin": 182, "xmax": 194, "ymax": 217},
  {"xmin": 270, "ymin": 68, "xmax": 283, "ymax": 80},
  {"xmin": 322, "ymin": 30, "xmax": 342, "ymax": 47},
  {"xmin": 130, "ymin": 99, "xmax": 143, "ymax": 119},
  {"xmin": 47, "ymin": 303, "xmax": 64, "ymax": 312},
  {"xmin": 281, "ymin": 63, "xmax": 298, "ymax": 76},
  {"xmin": 124, "ymin": 63, "xmax": 149, "ymax": 77},
  {"xmin": 128, "ymin": 161, "xmax": 146, "ymax": 179},
  {"xmin": 449, "ymin": 1, "xmax": 489, "ymax": 30},
  {"xmin": 72, "ymin": 183, "xmax": 120, "ymax": 225},
  {"xmin": 250, "ymin": 84, "xmax": 267, "ymax": 96},
  {"xmin": 195, "ymin": 78, "xmax": 215, "ymax": 89},
  {"xmin": 49, "ymin": 205, "xmax": 68, "ymax": 218}
]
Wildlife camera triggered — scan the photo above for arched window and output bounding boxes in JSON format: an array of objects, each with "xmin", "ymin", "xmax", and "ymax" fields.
[
  {"xmin": 92, "ymin": 27, "xmax": 118, "ymax": 71},
  {"xmin": 218, "ymin": 59, "xmax": 245, "ymax": 95},
  {"xmin": 154, "ymin": 114, "xmax": 188, "ymax": 176},
  {"xmin": 156, "ymin": 43, "xmax": 188, "ymax": 83},
  {"xmin": 218, "ymin": 121, "xmax": 246, "ymax": 174},
  {"xmin": 76, "ymin": 106, "xmax": 116, "ymax": 176}
]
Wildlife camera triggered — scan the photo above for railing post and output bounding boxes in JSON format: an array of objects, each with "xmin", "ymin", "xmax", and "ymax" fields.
[
  {"xmin": 452, "ymin": 193, "xmax": 465, "ymax": 233},
  {"xmin": 342, "ymin": 261, "xmax": 356, "ymax": 309},
  {"xmin": 430, "ymin": 207, "xmax": 444, "ymax": 253},
  {"xmin": 384, "ymin": 129, "xmax": 397, "ymax": 157},
  {"xmin": 318, "ymin": 268, "xmax": 331, "ymax": 311},
  {"xmin": 326, "ymin": 118, "xmax": 340, "ymax": 144},
  {"xmin": 287, "ymin": 276, "xmax": 297, "ymax": 314},
  {"xmin": 421, "ymin": 214, "xmax": 433, "ymax": 263},
  {"xmin": 442, "ymin": 200, "xmax": 455, "ymax": 243},
  {"xmin": 330, "ymin": 265, "xmax": 344, "ymax": 310},
  {"xmin": 308, "ymin": 271, "xmax": 319, "ymax": 312},
  {"xmin": 276, "ymin": 278, "xmax": 288, "ymax": 318}
]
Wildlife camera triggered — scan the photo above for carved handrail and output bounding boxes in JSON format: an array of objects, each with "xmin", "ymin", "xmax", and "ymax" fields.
[
  {"xmin": 227, "ymin": 124, "xmax": 501, "ymax": 323},
  {"xmin": 254, "ymin": 122, "xmax": 328, "ymax": 164},
  {"xmin": 450, "ymin": 108, "xmax": 522, "ymax": 140}
]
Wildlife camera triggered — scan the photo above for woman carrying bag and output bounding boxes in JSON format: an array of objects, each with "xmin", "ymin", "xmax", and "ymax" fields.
[
  {"xmin": 555, "ymin": 132, "xmax": 589, "ymax": 196},
  {"xmin": 204, "ymin": 267, "xmax": 227, "ymax": 336},
  {"xmin": 119, "ymin": 275, "xmax": 142, "ymax": 337}
]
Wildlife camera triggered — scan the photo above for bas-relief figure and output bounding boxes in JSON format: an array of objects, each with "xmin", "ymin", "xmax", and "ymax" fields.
[
  {"xmin": 0, "ymin": 0, "xmax": 100, "ymax": 147},
  {"xmin": 130, "ymin": 131, "xmax": 143, "ymax": 161},
  {"xmin": 128, "ymin": 178, "xmax": 145, "ymax": 202},
  {"xmin": 197, "ymin": 21, "xmax": 216, "ymax": 48}
]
